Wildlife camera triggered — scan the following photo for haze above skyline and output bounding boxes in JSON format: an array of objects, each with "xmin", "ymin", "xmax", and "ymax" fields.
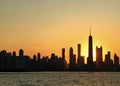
[{"xmin": 0, "ymin": 0, "xmax": 120, "ymax": 62}]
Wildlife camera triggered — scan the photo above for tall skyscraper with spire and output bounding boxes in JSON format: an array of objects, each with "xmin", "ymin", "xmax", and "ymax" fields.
[
  {"xmin": 87, "ymin": 27, "xmax": 94, "ymax": 71},
  {"xmin": 88, "ymin": 27, "xmax": 93, "ymax": 61}
]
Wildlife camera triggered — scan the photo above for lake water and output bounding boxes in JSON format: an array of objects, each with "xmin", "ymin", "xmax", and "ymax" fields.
[{"xmin": 0, "ymin": 72, "xmax": 120, "ymax": 86}]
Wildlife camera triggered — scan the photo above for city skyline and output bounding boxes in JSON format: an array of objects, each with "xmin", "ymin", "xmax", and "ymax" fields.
[
  {"xmin": 0, "ymin": 36, "xmax": 119, "ymax": 71},
  {"xmin": 0, "ymin": 29, "xmax": 119, "ymax": 71},
  {"xmin": 0, "ymin": 29, "xmax": 119, "ymax": 64},
  {"xmin": 0, "ymin": 0, "xmax": 120, "ymax": 63},
  {"xmin": 0, "ymin": 32, "xmax": 119, "ymax": 65}
]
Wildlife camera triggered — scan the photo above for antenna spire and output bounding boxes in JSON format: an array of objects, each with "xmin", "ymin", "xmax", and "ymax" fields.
[{"xmin": 89, "ymin": 25, "xmax": 91, "ymax": 36}]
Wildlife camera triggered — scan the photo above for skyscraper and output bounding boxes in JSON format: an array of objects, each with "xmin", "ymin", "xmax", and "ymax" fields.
[
  {"xmin": 105, "ymin": 51, "xmax": 111, "ymax": 64},
  {"xmin": 69, "ymin": 47, "xmax": 76, "ymax": 70},
  {"xmin": 77, "ymin": 44, "xmax": 85, "ymax": 70},
  {"xmin": 13, "ymin": 51, "xmax": 16, "ymax": 57},
  {"xmin": 105, "ymin": 51, "xmax": 113, "ymax": 71},
  {"xmin": 88, "ymin": 29, "xmax": 93, "ymax": 61},
  {"xmin": 114, "ymin": 53, "xmax": 119, "ymax": 71},
  {"xmin": 114, "ymin": 53, "xmax": 119, "ymax": 65},
  {"xmin": 96, "ymin": 46, "xmax": 103, "ymax": 70},
  {"xmin": 37, "ymin": 52, "xmax": 41, "ymax": 60},
  {"xmin": 78, "ymin": 44, "xmax": 81, "ymax": 58},
  {"xmin": 62, "ymin": 48, "xmax": 65, "ymax": 59},
  {"xmin": 87, "ymin": 28, "xmax": 94, "ymax": 71},
  {"xmin": 61, "ymin": 48, "xmax": 67, "ymax": 70},
  {"xmin": 19, "ymin": 49, "xmax": 24, "ymax": 57}
]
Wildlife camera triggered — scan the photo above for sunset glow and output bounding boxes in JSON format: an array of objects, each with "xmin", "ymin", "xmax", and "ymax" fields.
[{"xmin": 0, "ymin": 0, "xmax": 120, "ymax": 64}]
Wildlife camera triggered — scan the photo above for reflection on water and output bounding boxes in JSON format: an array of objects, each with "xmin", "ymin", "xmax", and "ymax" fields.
[{"xmin": 0, "ymin": 72, "xmax": 120, "ymax": 86}]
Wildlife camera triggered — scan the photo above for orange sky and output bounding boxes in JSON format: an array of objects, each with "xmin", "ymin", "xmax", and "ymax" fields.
[{"xmin": 0, "ymin": 0, "xmax": 120, "ymax": 63}]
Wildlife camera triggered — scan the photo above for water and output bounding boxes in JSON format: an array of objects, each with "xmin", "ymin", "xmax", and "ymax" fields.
[{"xmin": 0, "ymin": 72, "xmax": 120, "ymax": 86}]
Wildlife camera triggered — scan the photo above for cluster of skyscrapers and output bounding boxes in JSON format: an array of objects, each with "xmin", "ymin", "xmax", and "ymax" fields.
[
  {"xmin": 68, "ymin": 31, "xmax": 120, "ymax": 71},
  {"xmin": 0, "ymin": 32, "xmax": 119, "ymax": 71}
]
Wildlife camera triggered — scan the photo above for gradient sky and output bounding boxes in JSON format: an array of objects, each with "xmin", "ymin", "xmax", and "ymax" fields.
[{"xmin": 0, "ymin": 0, "xmax": 120, "ymax": 63}]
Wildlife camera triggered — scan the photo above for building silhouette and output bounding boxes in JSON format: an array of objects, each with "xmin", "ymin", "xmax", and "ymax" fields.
[
  {"xmin": 114, "ymin": 53, "xmax": 119, "ymax": 71},
  {"xmin": 62, "ymin": 48, "xmax": 65, "ymax": 59},
  {"xmin": 0, "ymin": 50, "xmax": 7, "ymax": 69},
  {"xmin": 11, "ymin": 51, "xmax": 16, "ymax": 69},
  {"xmin": 13, "ymin": 51, "xmax": 16, "ymax": 57},
  {"xmin": 61, "ymin": 48, "xmax": 67, "ymax": 70},
  {"xmin": 96, "ymin": 46, "xmax": 103, "ymax": 71},
  {"xmin": 69, "ymin": 47, "xmax": 76, "ymax": 70},
  {"xmin": 37, "ymin": 52, "xmax": 42, "ymax": 70},
  {"xmin": 77, "ymin": 44, "xmax": 85, "ymax": 71},
  {"xmin": 16, "ymin": 49, "xmax": 26, "ymax": 70},
  {"xmin": 87, "ymin": 29, "xmax": 94, "ymax": 71},
  {"xmin": 104, "ymin": 51, "xmax": 113, "ymax": 71},
  {"xmin": 19, "ymin": 49, "xmax": 24, "ymax": 57},
  {"xmin": 37, "ymin": 52, "xmax": 41, "ymax": 60},
  {"xmin": 78, "ymin": 44, "xmax": 81, "ymax": 58},
  {"xmin": 6, "ymin": 52, "xmax": 11, "ymax": 69},
  {"xmin": 114, "ymin": 53, "xmax": 119, "ymax": 65}
]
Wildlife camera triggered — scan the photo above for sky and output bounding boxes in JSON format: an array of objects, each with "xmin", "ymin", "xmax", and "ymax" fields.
[{"xmin": 0, "ymin": 0, "xmax": 120, "ymax": 63}]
